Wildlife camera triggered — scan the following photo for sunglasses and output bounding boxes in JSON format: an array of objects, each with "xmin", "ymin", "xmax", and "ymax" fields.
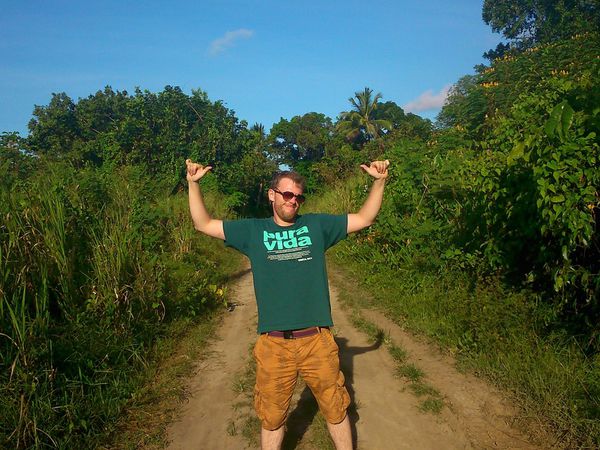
[{"xmin": 272, "ymin": 188, "xmax": 306, "ymax": 204}]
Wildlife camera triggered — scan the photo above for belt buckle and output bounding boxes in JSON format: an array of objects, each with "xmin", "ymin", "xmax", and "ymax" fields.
[{"xmin": 283, "ymin": 330, "xmax": 294, "ymax": 339}]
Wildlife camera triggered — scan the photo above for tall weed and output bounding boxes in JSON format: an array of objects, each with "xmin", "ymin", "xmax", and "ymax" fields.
[{"xmin": 0, "ymin": 161, "xmax": 240, "ymax": 448}]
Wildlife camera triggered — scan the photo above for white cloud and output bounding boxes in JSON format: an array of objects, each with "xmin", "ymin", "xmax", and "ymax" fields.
[
  {"xmin": 403, "ymin": 84, "xmax": 451, "ymax": 113},
  {"xmin": 208, "ymin": 28, "xmax": 254, "ymax": 56}
]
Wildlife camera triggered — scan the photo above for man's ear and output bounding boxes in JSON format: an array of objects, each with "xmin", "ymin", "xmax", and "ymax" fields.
[{"xmin": 267, "ymin": 189, "xmax": 275, "ymax": 203}]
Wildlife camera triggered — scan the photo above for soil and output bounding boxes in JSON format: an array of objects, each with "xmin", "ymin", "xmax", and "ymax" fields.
[{"xmin": 165, "ymin": 262, "xmax": 552, "ymax": 450}]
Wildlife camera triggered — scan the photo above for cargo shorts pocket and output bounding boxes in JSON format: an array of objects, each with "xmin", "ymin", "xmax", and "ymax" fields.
[
  {"xmin": 310, "ymin": 330, "xmax": 351, "ymax": 424},
  {"xmin": 252, "ymin": 335, "xmax": 294, "ymax": 430},
  {"xmin": 254, "ymin": 383, "xmax": 291, "ymax": 430},
  {"xmin": 327, "ymin": 370, "xmax": 351, "ymax": 424},
  {"xmin": 253, "ymin": 386, "xmax": 267, "ymax": 425}
]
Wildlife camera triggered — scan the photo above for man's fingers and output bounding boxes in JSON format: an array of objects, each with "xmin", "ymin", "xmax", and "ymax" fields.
[
  {"xmin": 185, "ymin": 159, "xmax": 196, "ymax": 175},
  {"xmin": 186, "ymin": 159, "xmax": 214, "ymax": 178},
  {"xmin": 373, "ymin": 160, "xmax": 390, "ymax": 173},
  {"xmin": 360, "ymin": 160, "xmax": 390, "ymax": 178}
]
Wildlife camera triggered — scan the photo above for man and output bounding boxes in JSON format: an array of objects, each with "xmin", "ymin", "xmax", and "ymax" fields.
[{"xmin": 186, "ymin": 158, "xmax": 389, "ymax": 450}]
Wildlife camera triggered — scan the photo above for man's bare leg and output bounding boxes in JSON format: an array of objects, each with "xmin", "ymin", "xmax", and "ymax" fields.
[
  {"xmin": 261, "ymin": 426, "xmax": 284, "ymax": 450},
  {"xmin": 327, "ymin": 414, "xmax": 352, "ymax": 450}
]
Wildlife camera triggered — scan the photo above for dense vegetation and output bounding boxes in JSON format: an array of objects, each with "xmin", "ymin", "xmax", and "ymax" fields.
[
  {"xmin": 1, "ymin": 2, "xmax": 598, "ymax": 448},
  {"xmin": 307, "ymin": 24, "xmax": 599, "ymax": 449},
  {"xmin": 0, "ymin": 91, "xmax": 263, "ymax": 448},
  {"xmin": 0, "ymin": 158, "xmax": 246, "ymax": 447}
]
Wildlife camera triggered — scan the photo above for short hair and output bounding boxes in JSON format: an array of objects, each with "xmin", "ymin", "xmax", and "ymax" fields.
[{"xmin": 270, "ymin": 170, "xmax": 306, "ymax": 192}]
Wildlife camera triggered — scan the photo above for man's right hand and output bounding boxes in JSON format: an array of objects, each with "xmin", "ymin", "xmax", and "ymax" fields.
[{"xmin": 186, "ymin": 159, "xmax": 212, "ymax": 182}]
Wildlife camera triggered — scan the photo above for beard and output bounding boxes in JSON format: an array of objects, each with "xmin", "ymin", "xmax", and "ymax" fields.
[{"xmin": 274, "ymin": 202, "xmax": 299, "ymax": 222}]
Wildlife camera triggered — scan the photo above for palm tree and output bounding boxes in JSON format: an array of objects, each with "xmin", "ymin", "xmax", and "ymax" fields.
[
  {"xmin": 336, "ymin": 87, "xmax": 392, "ymax": 144},
  {"xmin": 251, "ymin": 122, "xmax": 266, "ymax": 139}
]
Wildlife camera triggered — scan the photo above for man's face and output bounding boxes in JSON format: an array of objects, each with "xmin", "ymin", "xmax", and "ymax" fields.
[{"xmin": 269, "ymin": 177, "xmax": 303, "ymax": 223}]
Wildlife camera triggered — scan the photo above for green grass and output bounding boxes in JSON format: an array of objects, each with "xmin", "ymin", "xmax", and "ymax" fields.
[
  {"xmin": 396, "ymin": 364, "xmax": 424, "ymax": 383},
  {"xmin": 241, "ymin": 416, "xmax": 261, "ymax": 448},
  {"xmin": 419, "ymin": 398, "xmax": 444, "ymax": 415},
  {"xmin": 409, "ymin": 383, "xmax": 441, "ymax": 398},
  {"xmin": 229, "ymin": 345, "xmax": 259, "ymax": 447},
  {"xmin": 304, "ymin": 414, "xmax": 336, "ymax": 450},
  {"xmin": 349, "ymin": 312, "xmax": 385, "ymax": 344},
  {"xmin": 388, "ymin": 344, "xmax": 408, "ymax": 363},
  {"xmin": 226, "ymin": 420, "xmax": 237, "ymax": 437}
]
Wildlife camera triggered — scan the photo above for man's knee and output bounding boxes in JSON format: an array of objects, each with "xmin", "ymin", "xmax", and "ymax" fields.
[
  {"xmin": 257, "ymin": 409, "xmax": 287, "ymax": 431},
  {"xmin": 261, "ymin": 418, "xmax": 286, "ymax": 432}
]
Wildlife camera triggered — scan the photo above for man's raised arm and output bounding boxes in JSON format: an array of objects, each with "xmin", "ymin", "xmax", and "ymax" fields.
[
  {"xmin": 347, "ymin": 160, "xmax": 389, "ymax": 234},
  {"xmin": 186, "ymin": 159, "xmax": 225, "ymax": 240}
]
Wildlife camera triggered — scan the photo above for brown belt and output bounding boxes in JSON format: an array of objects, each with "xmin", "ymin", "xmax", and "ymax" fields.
[{"xmin": 265, "ymin": 327, "xmax": 327, "ymax": 339}]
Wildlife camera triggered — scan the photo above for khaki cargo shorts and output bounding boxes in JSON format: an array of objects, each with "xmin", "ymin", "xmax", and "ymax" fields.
[{"xmin": 253, "ymin": 327, "xmax": 350, "ymax": 431}]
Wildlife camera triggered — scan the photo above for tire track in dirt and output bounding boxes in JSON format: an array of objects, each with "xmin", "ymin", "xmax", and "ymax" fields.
[{"xmin": 166, "ymin": 263, "xmax": 550, "ymax": 449}]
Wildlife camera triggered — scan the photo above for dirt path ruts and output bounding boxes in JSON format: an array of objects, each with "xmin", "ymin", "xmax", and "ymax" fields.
[{"xmin": 166, "ymin": 264, "xmax": 547, "ymax": 450}]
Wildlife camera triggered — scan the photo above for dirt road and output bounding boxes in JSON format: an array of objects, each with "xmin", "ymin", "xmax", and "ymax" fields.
[{"xmin": 166, "ymin": 265, "xmax": 548, "ymax": 449}]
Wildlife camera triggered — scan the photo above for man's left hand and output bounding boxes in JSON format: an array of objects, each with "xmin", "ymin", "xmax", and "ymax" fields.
[{"xmin": 360, "ymin": 160, "xmax": 390, "ymax": 179}]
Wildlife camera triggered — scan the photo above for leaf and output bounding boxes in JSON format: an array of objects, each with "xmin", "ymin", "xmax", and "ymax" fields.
[
  {"xmin": 551, "ymin": 194, "xmax": 565, "ymax": 203},
  {"xmin": 544, "ymin": 116, "xmax": 558, "ymax": 138},
  {"xmin": 560, "ymin": 102, "xmax": 574, "ymax": 135},
  {"xmin": 545, "ymin": 102, "xmax": 564, "ymax": 137},
  {"xmin": 507, "ymin": 141, "xmax": 525, "ymax": 165},
  {"xmin": 554, "ymin": 276, "xmax": 564, "ymax": 291},
  {"xmin": 546, "ymin": 100, "xmax": 575, "ymax": 141}
]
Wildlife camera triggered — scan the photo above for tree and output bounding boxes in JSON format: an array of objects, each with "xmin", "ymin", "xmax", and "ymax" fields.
[
  {"xmin": 372, "ymin": 101, "xmax": 433, "ymax": 140},
  {"xmin": 336, "ymin": 87, "xmax": 392, "ymax": 145},
  {"xmin": 395, "ymin": 113, "xmax": 433, "ymax": 141},
  {"xmin": 268, "ymin": 112, "xmax": 333, "ymax": 164},
  {"xmin": 27, "ymin": 93, "xmax": 80, "ymax": 156},
  {"xmin": 251, "ymin": 123, "xmax": 265, "ymax": 137},
  {"xmin": 482, "ymin": 0, "xmax": 600, "ymax": 49},
  {"xmin": 248, "ymin": 123, "xmax": 268, "ymax": 156},
  {"xmin": 24, "ymin": 86, "xmax": 272, "ymax": 208},
  {"xmin": 436, "ymin": 75, "xmax": 487, "ymax": 138},
  {"xmin": 371, "ymin": 101, "xmax": 406, "ymax": 128},
  {"xmin": 0, "ymin": 132, "xmax": 36, "ymax": 188}
]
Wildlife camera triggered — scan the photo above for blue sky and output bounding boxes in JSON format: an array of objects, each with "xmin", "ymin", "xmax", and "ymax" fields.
[{"xmin": 0, "ymin": 0, "xmax": 502, "ymax": 136}]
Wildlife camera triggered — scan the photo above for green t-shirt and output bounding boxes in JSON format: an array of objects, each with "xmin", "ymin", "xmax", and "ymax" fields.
[{"xmin": 223, "ymin": 214, "xmax": 347, "ymax": 333}]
